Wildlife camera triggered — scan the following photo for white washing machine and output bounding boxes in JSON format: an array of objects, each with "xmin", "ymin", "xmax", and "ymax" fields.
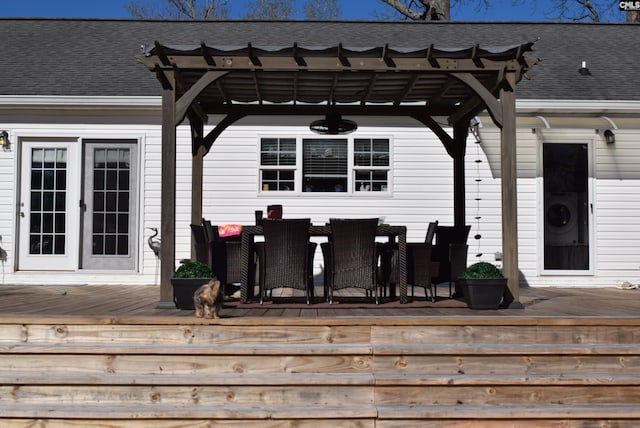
[{"xmin": 545, "ymin": 193, "xmax": 579, "ymax": 246}]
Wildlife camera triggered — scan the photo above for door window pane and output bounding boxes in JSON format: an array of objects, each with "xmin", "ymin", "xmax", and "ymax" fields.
[
  {"xmin": 91, "ymin": 147, "xmax": 131, "ymax": 256},
  {"xmin": 29, "ymin": 147, "xmax": 67, "ymax": 255}
]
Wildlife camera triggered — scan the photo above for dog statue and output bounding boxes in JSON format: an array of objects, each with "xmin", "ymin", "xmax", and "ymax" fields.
[{"xmin": 193, "ymin": 278, "xmax": 223, "ymax": 319}]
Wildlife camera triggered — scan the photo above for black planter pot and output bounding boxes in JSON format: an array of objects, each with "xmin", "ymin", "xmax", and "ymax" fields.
[
  {"xmin": 457, "ymin": 278, "xmax": 508, "ymax": 310},
  {"xmin": 171, "ymin": 278, "xmax": 210, "ymax": 310}
]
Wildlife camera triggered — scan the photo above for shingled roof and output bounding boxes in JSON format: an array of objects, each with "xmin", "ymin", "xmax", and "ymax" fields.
[{"xmin": 1, "ymin": 19, "xmax": 638, "ymax": 101}]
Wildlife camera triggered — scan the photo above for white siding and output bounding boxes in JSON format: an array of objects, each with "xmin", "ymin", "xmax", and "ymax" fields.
[
  {"xmin": 479, "ymin": 124, "xmax": 640, "ymax": 288},
  {"xmin": 3, "ymin": 106, "xmax": 640, "ymax": 289}
]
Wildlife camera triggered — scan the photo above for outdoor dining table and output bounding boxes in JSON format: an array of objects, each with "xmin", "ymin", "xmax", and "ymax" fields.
[{"xmin": 239, "ymin": 223, "xmax": 408, "ymax": 303}]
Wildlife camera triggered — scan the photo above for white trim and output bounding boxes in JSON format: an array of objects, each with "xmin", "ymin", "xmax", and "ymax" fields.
[
  {"xmin": 0, "ymin": 95, "xmax": 161, "ymax": 110},
  {"xmin": 517, "ymin": 99, "xmax": 640, "ymax": 114}
]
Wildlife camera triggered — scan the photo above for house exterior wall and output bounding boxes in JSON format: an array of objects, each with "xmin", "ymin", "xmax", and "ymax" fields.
[
  {"xmin": 1, "ymin": 100, "xmax": 639, "ymax": 288},
  {"xmin": 478, "ymin": 121, "xmax": 640, "ymax": 288}
]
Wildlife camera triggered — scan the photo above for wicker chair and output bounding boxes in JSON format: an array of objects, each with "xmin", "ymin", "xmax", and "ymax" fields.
[
  {"xmin": 189, "ymin": 224, "xmax": 211, "ymax": 264},
  {"xmin": 255, "ymin": 218, "xmax": 316, "ymax": 304},
  {"xmin": 321, "ymin": 218, "xmax": 381, "ymax": 304},
  {"xmin": 202, "ymin": 219, "xmax": 243, "ymax": 294},
  {"xmin": 432, "ymin": 225, "xmax": 471, "ymax": 297},
  {"xmin": 381, "ymin": 221, "xmax": 439, "ymax": 301}
]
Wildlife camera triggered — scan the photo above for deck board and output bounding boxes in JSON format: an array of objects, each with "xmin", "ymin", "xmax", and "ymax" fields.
[{"xmin": 0, "ymin": 284, "xmax": 639, "ymax": 322}]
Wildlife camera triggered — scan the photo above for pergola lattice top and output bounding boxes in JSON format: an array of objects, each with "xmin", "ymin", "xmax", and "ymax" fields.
[{"xmin": 139, "ymin": 41, "xmax": 537, "ymax": 120}]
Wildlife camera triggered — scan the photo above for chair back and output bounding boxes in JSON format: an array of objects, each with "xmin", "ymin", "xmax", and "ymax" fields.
[
  {"xmin": 201, "ymin": 218, "xmax": 242, "ymax": 285},
  {"xmin": 328, "ymin": 218, "xmax": 379, "ymax": 291},
  {"xmin": 424, "ymin": 220, "xmax": 439, "ymax": 244},
  {"xmin": 189, "ymin": 224, "xmax": 210, "ymax": 264},
  {"xmin": 261, "ymin": 218, "xmax": 312, "ymax": 291},
  {"xmin": 435, "ymin": 224, "xmax": 471, "ymax": 246}
]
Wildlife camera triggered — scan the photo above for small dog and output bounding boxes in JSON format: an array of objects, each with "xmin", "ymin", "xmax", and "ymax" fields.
[{"xmin": 193, "ymin": 278, "xmax": 223, "ymax": 319}]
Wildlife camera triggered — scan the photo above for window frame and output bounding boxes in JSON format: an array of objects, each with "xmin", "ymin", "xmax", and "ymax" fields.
[{"xmin": 257, "ymin": 134, "xmax": 392, "ymax": 195}]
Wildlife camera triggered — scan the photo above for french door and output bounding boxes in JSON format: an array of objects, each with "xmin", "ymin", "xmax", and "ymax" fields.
[
  {"xmin": 18, "ymin": 139, "xmax": 139, "ymax": 271},
  {"xmin": 18, "ymin": 140, "xmax": 79, "ymax": 270},
  {"xmin": 81, "ymin": 140, "xmax": 138, "ymax": 270}
]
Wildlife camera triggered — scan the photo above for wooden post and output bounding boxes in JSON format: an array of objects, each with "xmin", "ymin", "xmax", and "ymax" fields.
[
  {"xmin": 189, "ymin": 116, "xmax": 205, "ymax": 260},
  {"xmin": 452, "ymin": 122, "xmax": 468, "ymax": 230},
  {"xmin": 500, "ymin": 73, "xmax": 522, "ymax": 308},
  {"xmin": 158, "ymin": 74, "xmax": 177, "ymax": 309}
]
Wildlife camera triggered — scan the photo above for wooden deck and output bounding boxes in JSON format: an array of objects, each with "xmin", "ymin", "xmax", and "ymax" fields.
[
  {"xmin": 2, "ymin": 284, "xmax": 640, "ymax": 426},
  {"xmin": 0, "ymin": 283, "xmax": 639, "ymax": 321}
]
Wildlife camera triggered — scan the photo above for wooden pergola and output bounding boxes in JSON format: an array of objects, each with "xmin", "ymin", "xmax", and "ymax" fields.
[{"xmin": 138, "ymin": 41, "xmax": 538, "ymax": 309}]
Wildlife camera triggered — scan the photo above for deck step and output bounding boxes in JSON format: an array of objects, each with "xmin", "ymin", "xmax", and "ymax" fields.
[
  {"xmin": 2, "ymin": 404, "xmax": 640, "ymax": 422},
  {"xmin": 0, "ymin": 404, "xmax": 378, "ymax": 420},
  {"xmin": 1, "ymin": 319, "xmax": 640, "ymax": 423},
  {"xmin": 377, "ymin": 404, "xmax": 640, "ymax": 419},
  {"xmin": 0, "ymin": 372, "xmax": 374, "ymax": 386}
]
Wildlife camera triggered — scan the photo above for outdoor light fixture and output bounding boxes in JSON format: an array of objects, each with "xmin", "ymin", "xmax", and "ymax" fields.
[
  {"xmin": 604, "ymin": 129, "xmax": 615, "ymax": 144},
  {"xmin": 578, "ymin": 60, "xmax": 591, "ymax": 76},
  {"xmin": 0, "ymin": 131, "xmax": 9, "ymax": 151},
  {"xmin": 309, "ymin": 103, "xmax": 357, "ymax": 135}
]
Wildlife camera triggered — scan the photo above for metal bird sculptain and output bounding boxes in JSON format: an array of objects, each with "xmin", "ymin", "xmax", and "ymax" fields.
[{"xmin": 146, "ymin": 227, "xmax": 161, "ymax": 284}]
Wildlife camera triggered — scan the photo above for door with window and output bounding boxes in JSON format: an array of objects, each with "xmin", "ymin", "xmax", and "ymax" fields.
[
  {"xmin": 542, "ymin": 142, "xmax": 592, "ymax": 272},
  {"xmin": 81, "ymin": 140, "xmax": 138, "ymax": 270},
  {"xmin": 18, "ymin": 140, "xmax": 79, "ymax": 270}
]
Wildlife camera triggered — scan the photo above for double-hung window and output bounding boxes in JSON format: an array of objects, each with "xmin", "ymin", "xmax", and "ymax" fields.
[
  {"xmin": 260, "ymin": 138, "xmax": 296, "ymax": 191},
  {"xmin": 354, "ymin": 138, "xmax": 389, "ymax": 192}
]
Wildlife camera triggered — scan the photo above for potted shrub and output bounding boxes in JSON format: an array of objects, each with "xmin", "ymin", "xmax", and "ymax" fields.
[
  {"xmin": 457, "ymin": 262, "xmax": 508, "ymax": 310},
  {"xmin": 171, "ymin": 260, "xmax": 214, "ymax": 310}
]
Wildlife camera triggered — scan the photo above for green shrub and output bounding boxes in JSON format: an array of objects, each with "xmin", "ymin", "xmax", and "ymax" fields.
[
  {"xmin": 460, "ymin": 262, "xmax": 504, "ymax": 279},
  {"xmin": 173, "ymin": 260, "xmax": 213, "ymax": 278}
]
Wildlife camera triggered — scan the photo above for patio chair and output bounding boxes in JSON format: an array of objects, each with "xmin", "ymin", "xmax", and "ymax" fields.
[
  {"xmin": 432, "ymin": 225, "xmax": 471, "ymax": 297},
  {"xmin": 202, "ymin": 219, "xmax": 243, "ymax": 295},
  {"xmin": 321, "ymin": 218, "xmax": 381, "ymax": 304},
  {"xmin": 448, "ymin": 243, "xmax": 469, "ymax": 297},
  {"xmin": 189, "ymin": 224, "xmax": 210, "ymax": 264},
  {"xmin": 382, "ymin": 221, "xmax": 439, "ymax": 301},
  {"xmin": 255, "ymin": 218, "xmax": 316, "ymax": 304}
]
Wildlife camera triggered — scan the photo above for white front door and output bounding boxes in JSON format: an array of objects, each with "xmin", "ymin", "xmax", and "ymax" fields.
[{"xmin": 18, "ymin": 140, "xmax": 79, "ymax": 270}]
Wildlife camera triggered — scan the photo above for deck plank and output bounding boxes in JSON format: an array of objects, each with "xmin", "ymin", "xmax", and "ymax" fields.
[{"xmin": 1, "ymin": 284, "xmax": 640, "ymax": 321}]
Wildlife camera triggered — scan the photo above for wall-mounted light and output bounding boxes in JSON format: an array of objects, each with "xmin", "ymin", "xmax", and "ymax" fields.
[
  {"xmin": 0, "ymin": 131, "xmax": 10, "ymax": 151},
  {"xmin": 604, "ymin": 129, "xmax": 615, "ymax": 145},
  {"xmin": 578, "ymin": 60, "xmax": 591, "ymax": 76}
]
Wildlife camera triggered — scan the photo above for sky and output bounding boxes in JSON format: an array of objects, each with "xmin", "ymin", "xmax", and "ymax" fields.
[{"xmin": 0, "ymin": 0, "xmax": 561, "ymax": 22}]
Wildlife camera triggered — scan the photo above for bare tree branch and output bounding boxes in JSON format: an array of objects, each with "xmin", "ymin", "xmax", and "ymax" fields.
[
  {"xmin": 380, "ymin": 0, "xmax": 451, "ymax": 20},
  {"xmin": 125, "ymin": 0, "xmax": 230, "ymax": 20},
  {"xmin": 303, "ymin": 0, "xmax": 340, "ymax": 19},
  {"xmin": 243, "ymin": 0, "xmax": 295, "ymax": 19}
]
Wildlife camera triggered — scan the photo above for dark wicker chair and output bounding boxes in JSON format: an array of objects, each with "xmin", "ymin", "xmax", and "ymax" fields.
[
  {"xmin": 255, "ymin": 218, "xmax": 316, "ymax": 304},
  {"xmin": 189, "ymin": 224, "xmax": 210, "ymax": 264},
  {"xmin": 432, "ymin": 225, "xmax": 471, "ymax": 297},
  {"xmin": 321, "ymin": 218, "xmax": 381, "ymax": 304},
  {"xmin": 381, "ymin": 221, "xmax": 439, "ymax": 301},
  {"xmin": 202, "ymin": 219, "xmax": 243, "ymax": 294}
]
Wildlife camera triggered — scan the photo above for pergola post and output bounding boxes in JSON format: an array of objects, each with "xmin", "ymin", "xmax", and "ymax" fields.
[
  {"xmin": 452, "ymin": 122, "xmax": 469, "ymax": 229},
  {"xmin": 500, "ymin": 73, "xmax": 522, "ymax": 308},
  {"xmin": 158, "ymin": 73, "xmax": 178, "ymax": 309}
]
